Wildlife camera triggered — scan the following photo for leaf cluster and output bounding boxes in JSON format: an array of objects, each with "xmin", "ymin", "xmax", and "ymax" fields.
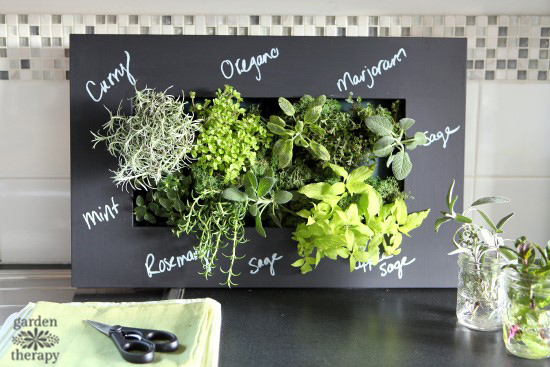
[
  {"xmin": 191, "ymin": 85, "xmax": 271, "ymax": 183},
  {"xmin": 499, "ymin": 237, "xmax": 550, "ymax": 358},
  {"xmin": 222, "ymin": 170, "xmax": 292, "ymax": 237},
  {"xmin": 134, "ymin": 171, "xmax": 248, "ymax": 287},
  {"xmin": 499, "ymin": 236, "xmax": 550, "ymax": 276},
  {"xmin": 92, "ymin": 87, "xmax": 200, "ymax": 190},
  {"xmin": 291, "ymin": 163, "xmax": 430, "ymax": 274},
  {"xmin": 268, "ymin": 96, "xmax": 330, "ymax": 168},
  {"xmin": 434, "ymin": 179, "xmax": 514, "ymax": 264},
  {"xmin": 365, "ymin": 115, "xmax": 427, "ymax": 180}
]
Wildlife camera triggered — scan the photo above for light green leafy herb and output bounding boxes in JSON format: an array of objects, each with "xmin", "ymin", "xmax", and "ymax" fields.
[
  {"xmin": 191, "ymin": 85, "xmax": 271, "ymax": 183},
  {"xmin": 291, "ymin": 163, "xmax": 430, "ymax": 274}
]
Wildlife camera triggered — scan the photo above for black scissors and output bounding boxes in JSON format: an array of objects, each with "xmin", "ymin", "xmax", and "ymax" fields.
[{"xmin": 85, "ymin": 320, "xmax": 179, "ymax": 364}]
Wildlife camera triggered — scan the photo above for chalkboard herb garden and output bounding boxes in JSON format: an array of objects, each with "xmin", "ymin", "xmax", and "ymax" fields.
[
  {"xmin": 498, "ymin": 237, "xmax": 550, "ymax": 359},
  {"xmin": 435, "ymin": 180, "xmax": 514, "ymax": 331},
  {"xmin": 93, "ymin": 85, "xmax": 430, "ymax": 287}
]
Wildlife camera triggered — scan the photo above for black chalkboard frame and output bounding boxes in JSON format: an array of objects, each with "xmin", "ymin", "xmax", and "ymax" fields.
[{"xmin": 70, "ymin": 35, "xmax": 466, "ymax": 288}]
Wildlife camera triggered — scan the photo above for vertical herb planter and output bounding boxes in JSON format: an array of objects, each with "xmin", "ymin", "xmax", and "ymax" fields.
[{"xmin": 70, "ymin": 35, "xmax": 466, "ymax": 288}]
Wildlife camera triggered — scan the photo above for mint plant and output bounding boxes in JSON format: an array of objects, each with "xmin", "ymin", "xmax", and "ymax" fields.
[{"xmin": 365, "ymin": 115, "xmax": 427, "ymax": 180}]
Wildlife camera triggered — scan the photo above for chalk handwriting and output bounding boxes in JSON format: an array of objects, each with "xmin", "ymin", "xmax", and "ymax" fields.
[
  {"xmin": 145, "ymin": 250, "xmax": 201, "ymax": 278},
  {"xmin": 249, "ymin": 253, "xmax": 283, "ymax": 276},
  {"xmin": 337, "ymin": 48, "xmax": 407, "ymax": 92},
  {"xmin": 220, "ymin": 47, "xmax": 279, "ymax": 81},
  {"xmin": 86, "ymin": 50, "xmax": 136, "ymax": 102},
  {"xmin": 355, "ymin": 254, "xmax": 416, "ymax": 280},
  {"xmin": 424, "ymin": 125, "xmax": 461, "ymax": 148},
  {"xmin": 82, "ymin": 197, "xmax": 119, "ymax": 230}
]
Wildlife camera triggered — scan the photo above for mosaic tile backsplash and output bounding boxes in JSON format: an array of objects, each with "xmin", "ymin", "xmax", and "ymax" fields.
[{"xmin": 0, "ymin": 14, "xmax": 549, "ymax": 81}]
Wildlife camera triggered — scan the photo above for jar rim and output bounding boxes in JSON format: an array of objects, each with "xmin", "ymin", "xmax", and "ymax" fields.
[
  {"xmin": 457, "ymin": 252, "xmax": 505, "ymax": 267},
  {"xmin": 503, "ymin": 267, "xmax": 550, "ymax": 288}
]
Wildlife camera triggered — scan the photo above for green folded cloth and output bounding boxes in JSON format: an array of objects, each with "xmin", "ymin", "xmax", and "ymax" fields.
[{"xmin": 0, "ymin": 298, "xmax": 221, "ymax": 367}]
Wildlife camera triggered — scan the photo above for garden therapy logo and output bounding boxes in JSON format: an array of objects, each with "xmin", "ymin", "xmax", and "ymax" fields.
[{"xmin": 11, "ymin": 316, "xmax": 60, "ymax": 364}]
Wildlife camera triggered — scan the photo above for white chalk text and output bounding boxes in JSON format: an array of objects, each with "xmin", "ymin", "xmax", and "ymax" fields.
[
  {"xmin": 82, "ymin": 197, "xmax": 119, "ymax": 230},
  {"xmin": 337, "ymin": 48, "xmax": 407, "ymax": 92},
  {"xmin": 221, "ymin": 47, "xmax": 279, "ymax": 81},
  {"xmin": 86, "ymin": 50, "xmax": 136, "ymax": 102}
]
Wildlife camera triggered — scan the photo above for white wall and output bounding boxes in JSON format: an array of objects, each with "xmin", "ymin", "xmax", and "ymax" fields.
[
  {"xmin": 0, "ymin": 80, "xmax": 548, "ymax": 263},
  {"xmin": 0, "ymin": 81, "xmax": 70, "ymax": 262},
  {"xmin": 465, "ymin": 82, "xmax": 550, "ymax": 246}
]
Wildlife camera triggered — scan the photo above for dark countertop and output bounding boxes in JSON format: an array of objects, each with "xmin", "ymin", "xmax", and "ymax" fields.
[
  {"xmin": 184, "ymin": 288, "xmax": 547, "ymax": 367},
  {"xmin": 1, "ymin": 271, "xmax": 546, "ymax": 367}
]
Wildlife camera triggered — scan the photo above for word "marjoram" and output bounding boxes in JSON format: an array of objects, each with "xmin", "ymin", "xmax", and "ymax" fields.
[{"xmin": 337, "ymin": 48, "xmax": 407, "ymax": 91}]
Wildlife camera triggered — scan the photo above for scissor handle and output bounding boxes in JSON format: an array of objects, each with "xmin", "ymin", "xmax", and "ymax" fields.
[
  {"xmin": 109, "ymin": 326, "xmax": 155, "ymax": 364},
  {"xmin": 120, "ymin": 326, "xmax": 179, "ymax": 353}
]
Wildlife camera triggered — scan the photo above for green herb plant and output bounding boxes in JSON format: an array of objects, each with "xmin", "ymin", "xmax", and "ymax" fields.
[
  {"xmin": 135, "ymin": 172, "xmax": 248, "ymax": 287},
  {"xmin": 498, "ymin": 237, "xmax": 550, "ymax": 359},
  {"xmin": 222, "ymin": 171, "xmax": 292, "ymax": 237},
  {"xmin": 92, "ymin": 87, "xmax": 200, "ymax": 190},
  {"xmin": 314, "ymin": 95, "xmax": 392, "ymax": 171},
  {"xmin": 191, "ymin": 85, "xmax": 271, "ymax": 183},
  {"xmin": 435, "ymin": 179, "xmax": 514, "ymax": 262},
  {"xmin": 365, "ymin": 115, "xmax": 427, "ymax": 180},
  {"xmin": 268, "ymin": 96, "xmax": 330, "ymax": 168},
  {"xmin": 292, "ymin": 163, "xmax": 430, "ymax": 274},
  {"xmin": 97, "ymin": 85, "xmax": 431, "ymax": 288},
  {"xmin": 435, "ymin": 179, "xmax": 515, "ymax": 330}
]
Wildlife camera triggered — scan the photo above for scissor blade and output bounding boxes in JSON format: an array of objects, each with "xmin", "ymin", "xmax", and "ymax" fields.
[{"xmin": 85, "ymin": 320, "xmax": 112, "ymax": 336}]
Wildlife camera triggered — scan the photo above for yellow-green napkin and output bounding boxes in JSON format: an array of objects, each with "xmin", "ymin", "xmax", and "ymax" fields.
[{"xmin": 0, "ymin": 298, "xmax": 221, "ymax": 367}]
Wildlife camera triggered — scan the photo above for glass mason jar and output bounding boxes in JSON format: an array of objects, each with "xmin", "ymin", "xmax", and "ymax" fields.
[
  {"xmin": 501, "ymin": 268, "xmax": 550, "ymax": 359},
  {"xmin": 456, "ymin": 253, "xmax": 503, "ymax": 331}
]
